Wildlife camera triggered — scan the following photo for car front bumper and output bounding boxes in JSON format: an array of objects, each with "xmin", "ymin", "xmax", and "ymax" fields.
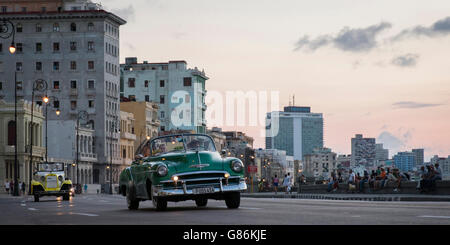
[{"xmin": 152, "ymin": 177, "xmax": 247, "ymax": 197}]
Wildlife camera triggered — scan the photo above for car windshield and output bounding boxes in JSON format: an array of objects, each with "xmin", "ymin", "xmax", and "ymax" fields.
[
  {"xmin": 184, "ymin": 135, "xmax": 215, "ymax": 152},
  {"xmin": 149, "ymin": 135, "xmax": 216, "ymax": 156},
  {"xmin": 38, "ymin": 162, "xmax": 64, "ymax": 172},
  {"xmin": 151, "ymin": 135, "xmax": 185, "ymax": 156}
]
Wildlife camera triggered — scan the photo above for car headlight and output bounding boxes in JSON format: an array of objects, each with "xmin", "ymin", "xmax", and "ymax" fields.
[
  {"xmin": 231, "ymin": 160, "xmax": 243, "ymax": 173},
  {"xmin": 40, "ymin": 176, "xmax": 45, "ymax": 182},
  {"xmin": 157, "ymin": 165, "xmax": 168, "ymax": 177},
  {"xmin": 58, "ymin": 176, "xmax": 63, "ymax": 182}
]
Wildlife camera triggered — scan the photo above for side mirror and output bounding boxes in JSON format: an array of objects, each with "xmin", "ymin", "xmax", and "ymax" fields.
[{"xmin": 221, "ymin": 150, "xmax": 227, "ymax": 156}]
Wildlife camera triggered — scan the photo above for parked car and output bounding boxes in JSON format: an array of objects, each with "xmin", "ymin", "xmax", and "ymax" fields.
[
  {"xmin": 31, "ymin": 162, "xmax": 74, "ymax": 202},
  {"xmin": 119, "ymin": 134, "xmax": 247, "ymax": 211}
]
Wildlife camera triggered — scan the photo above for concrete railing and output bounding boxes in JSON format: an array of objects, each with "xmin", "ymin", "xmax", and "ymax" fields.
[{"xmin": 259, "ymin": 181, "xmax": 450, "ymax": 195}]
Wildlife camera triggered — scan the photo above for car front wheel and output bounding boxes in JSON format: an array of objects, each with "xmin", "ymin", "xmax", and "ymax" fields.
[
  {"xmin": 225, "ymin": 192, "xmax": 240, "ymax": 209},
  {"xmin": 34, "ymin": 194, "xmax": 40, "ymax": 202},
  {"xmin": 195, "ymin": 198, "xmax": 208, "ymax": 207},
  {"xmin": 153, "ymin": 197, "xmax": 167, "ymax": 211}
]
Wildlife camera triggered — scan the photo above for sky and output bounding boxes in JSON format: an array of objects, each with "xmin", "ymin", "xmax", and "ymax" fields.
[{"xmin": 101, "ymin": 0, "xmax": 450, "ymax": 161}]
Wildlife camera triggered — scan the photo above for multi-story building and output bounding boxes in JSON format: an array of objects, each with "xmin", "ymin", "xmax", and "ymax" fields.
[
  {"xmin": 119, "ymin": 110, "xmax": 136, "ymax": 171},
  {"xmin": 120, "ymin": 101, "xmax": 160, "ymax": 150},
  {"xmin": 393, "ymin": 152, "xmax": 416, "ymax": 172},
  {"xmin": 375, "ymin": 143, "xmax": 389, "ymax": 165},
  {"xmin": 0, "ymin": 0, "xmax": 127, "ymax": 186},
  {"xmin": 351, "ymin": 134, "xmax": 376, "ymax": 167},
  {"xmin": 430, "ymin": 155, "xmax": 450, "ymax": 180},
  {"xmin": 207, "ymin": 127, "xmax": 226, "ymax": 152},
  {"xmin": 412, "ymin": 149, "xmax": 424, "ymax": 167},
  {"xmin": 47, "ymin": 119, "xmax": 97, "ymax": 185},
  {"xmin": 266, "ymin": 106, "xmax": 323, "ymax": 161},
  {"xmin": 0, "ymin": 0, "xmax": 102, "ymax": 13},
  {"xmin": 303, "ymin": 147, "xmax": 337, "ymax": 180},
  {"xmin": 255, "ymin": 148, "xmax": 293, "ymax": 181},
  {"xmin": 0, "ymin": 99, "xmax": 45, "ymax": 193},
  {"xmin": 120, "ymin": 57, "xmax": 209, "ymax": 134}
]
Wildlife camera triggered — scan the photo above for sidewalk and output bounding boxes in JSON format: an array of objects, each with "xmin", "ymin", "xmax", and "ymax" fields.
[{"xmin": 242, "ymin": 192, "xmax": 450, "ymax": 202}]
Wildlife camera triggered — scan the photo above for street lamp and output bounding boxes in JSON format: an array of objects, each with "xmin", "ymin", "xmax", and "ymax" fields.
[
  {"xmin": 29, "ymin": 79, "xmax": 47, "ymax": 194},
  {"xmin": 1, "ymin": 18, "xmax": 19, "ymax": 196},
  {"xmin": 109, "ymin": 119, "xmax": 119, "ymax": 194},
  {"xmin": 42, "ymin": 95, "xmax": 60, "ymax": 163}
]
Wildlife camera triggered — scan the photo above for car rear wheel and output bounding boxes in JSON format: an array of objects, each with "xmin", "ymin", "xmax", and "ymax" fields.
[
  {"xmin": 34, "ymin": 194, "xmax": 40, "ymax": 202},
  {"xmin": 127, "ymin": 185, "xmax": 139, "ymax": 210},
  {"xmin": 195, "ymin": 198, "xmax": 208, "ymax": 207},
  {"xmin": 225, "ymin": 192, "xmax": 240, "ymax": 209},
  {"xmin": 153, "ymin": 197, "xmax": 167, "ymax": 211},
  {"xmin": 63, "ymin": 194, "xmax": 70, "ymax": 201}
]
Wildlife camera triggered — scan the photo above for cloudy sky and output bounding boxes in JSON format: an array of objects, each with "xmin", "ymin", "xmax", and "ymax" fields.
[{"xmin": 102, "ymin": 0, "xmax": 450, "ymax": 161}]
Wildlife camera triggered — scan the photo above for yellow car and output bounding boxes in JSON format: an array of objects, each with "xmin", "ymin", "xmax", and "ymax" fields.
[{"xmin": 31, "ymin": 162, "xmax": 74, "ymax": 202}]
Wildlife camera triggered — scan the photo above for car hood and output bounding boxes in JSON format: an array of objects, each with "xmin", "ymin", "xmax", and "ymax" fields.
[{"xmin": 161, "ymin": 151, "xmax": 224, "ymax": 174}]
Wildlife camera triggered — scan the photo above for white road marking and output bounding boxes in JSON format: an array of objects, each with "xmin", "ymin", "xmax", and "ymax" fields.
[
  {"xmin": 28, "ymin": 208, "xmax": 38, "ymax": 211},
  {"xmin": 418, "ymin": 215, "xmax": 450, "ymax": 219},
  {"xmin": 218, "ymin": 206, "xmax": 261, "ymax": 210},
  {"xmin": 21, "ymin": 204, "xmax": 26, "ymax": 207},
  {"xmin": 70, "ymin": 212, "xmax": 99, "ymax": 217}
]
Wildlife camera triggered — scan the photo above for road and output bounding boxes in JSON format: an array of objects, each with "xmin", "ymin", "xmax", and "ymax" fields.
[{"xmin": 1, "ymin": 194, "xmax": 450, "ymax": 225}]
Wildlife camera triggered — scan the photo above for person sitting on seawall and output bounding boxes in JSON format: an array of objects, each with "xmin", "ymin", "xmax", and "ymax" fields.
[
  {"xmin": 388, "ymin": 169, "xmax": 402, "ymax": 192},
  {"xmin": 327, "ymin": 172, "xmax": 338, "ymax": 192},
  {"xmin": 374, "ymin": 168, "xmax": 386, "ymax": 190},
  {"xmin": 359, "ymin": 171, "xmax": 370, "ymax": 193},
  {"xmin": 421, "ymin": 165, "xmax": 435, "ymax": 193},
  {"xmin": 347, "ymin": 169, "xmax": 356, "ymax": 193},
  {"xmin": 369, "ymin": 170, "xmax": 376, "ymax": 190},
  {"xmin": 416, "ymin": 166, "xmax": 426, "ymax": 191},
  {"xmin": 424, "ymin": 164, "xmax": 442, "ymax": 192}
]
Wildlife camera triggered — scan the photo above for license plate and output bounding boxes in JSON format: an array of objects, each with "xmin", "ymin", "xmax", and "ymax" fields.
[{"xmin": 192, "ymin": 186, "xmax": 215, "ymax": 194}]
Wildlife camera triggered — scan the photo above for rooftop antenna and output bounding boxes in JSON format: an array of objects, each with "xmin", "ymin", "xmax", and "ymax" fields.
[
  {"xmin": 293, "ymin": 94, "xmax": 295, "ymax": 106},
  {"xmin": 289, "ymin": 95, "xmax": 292, "ymax": 106}
]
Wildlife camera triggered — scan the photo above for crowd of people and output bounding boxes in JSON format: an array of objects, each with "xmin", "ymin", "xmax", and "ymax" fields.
[
  {"xmin": 326, "ymin": 163, "xmax": 443, "ymax": 193},
  {"xmin": 3, "ymin": 179, "xmax": 26, "ymax": 195}
]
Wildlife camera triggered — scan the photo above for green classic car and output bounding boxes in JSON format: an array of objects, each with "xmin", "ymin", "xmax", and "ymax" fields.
[{"xmin": 119, "ymin": 134, "xmax": 247, "ymax": 211}]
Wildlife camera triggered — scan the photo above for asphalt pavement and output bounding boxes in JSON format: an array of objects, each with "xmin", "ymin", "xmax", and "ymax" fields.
[{"xmin": 1, "ymin": 193, "xmax": 450, "ymax": 225}]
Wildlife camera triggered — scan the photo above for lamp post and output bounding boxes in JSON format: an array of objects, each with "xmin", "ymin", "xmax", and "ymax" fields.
[
  {"xmin": 42, "ymin": 95, "xmax": 61, "ymax": 163},
  {"xmin": 29, "ymin": 79, "xmax": 47, "ymax": 194},
  {"xmin": 76, "ymin": 110, "xmax": 88, "ymax": 192},
  {"xmin": 109, "ymin": 119, "xmax": 119, "ymax": 194},
  {"xmin": 1, "ymin": 18, "xmax": 19, "ymax": 196}
]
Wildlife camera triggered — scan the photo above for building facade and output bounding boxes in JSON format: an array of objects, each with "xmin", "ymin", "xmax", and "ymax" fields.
[
  {"xmin": 119, "ymin": 110, "xmax": 136, "ymax": 174},
  {"xmin": 266, "ymin": 106, "xmax": 323, "ymax": 161},
  {"xmin": 120, "ymin": 57, "xmax": 209, "ymax": 134},
  {"xmin": 303, "ymin": 147, "xmax": 337, "ymax": 180},
  {"xmin": 0, "ymin": 100, "xmax": 45, "ymax": 193},
  {"xmin": 393, "ymin": 152, "xmax": 416, "ymax": 172},
  {"xmin": 412, "ymin": 148, "xmax": 424, "ymax": 167},
  {"xmin": 206, "ymin": 127, "xmax": 226, "ymax": 152},
  {"xmin": 351, "ymin": 134, "xmax": 376, "ymax": 167},
  {"xmin": 375, "ymin": 143, "xmax": 389, "ymax": 165},
  {"xmin": 0, "ymin": 2, "xmax": 127, "ymax": 186},
  {"xmin": 120, "ymin": 101, "xmax": 160, "ymax": 150},
  {"xmin": 255, "ymin": 148, "xmax": 293, "ymax": 182}
]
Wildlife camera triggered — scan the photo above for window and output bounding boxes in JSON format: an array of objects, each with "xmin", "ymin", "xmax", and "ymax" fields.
[
  {"xmin": 16, "ymin": 23, "xmax": 22, "ymax": 33},
  {"xmin": 144, "ymin": 80, "xmax": 149, "ymax": 87},
  {"xmin": 16, "ymin": 62, "xmax": 22, "ymax": 72},
  {"xmin": 53, "ymin": 100, "xmax": 59, "ymax": 108},
  {"xmin": 128, "ymin": 78, "xmax": 135, "ymax": 88},
  {"xmin": 1, "ymin": 6, "xmax": 7, "ymax": 13},
  {"xmin": 88, "ymin": 61, "xmax": 95, "ymax": 70},
  {"xmin": 36, "ymin": 23, "xmax": 42, "ymax": 32},
  {"xmin": 88, "ymin": 22, "xmax": 95, "ymax": 31},
  {"xmin": 70, "ymin": 42, "xmax": 77, "ymax": 51},
  {"xmin": 70, "ymin": 80, "xmax": 77, "ymax": 89},
  {"xmin": 160, "ymin": 126, "xmax": 165, "ymax": 132},
  {"xmin": 0, "ymin": 43, "xmax": 2, "ymax": 53},
  {"xmin": 16, "ymin": 43, "xmax": 23, "ymax": 53},
  {"xmin": 160, "ymin": 95, "xmax": 165, "ymax": 104},
  {"xmin": 70, "ymin": 61, "xmax": 77, "ymax": 70},
  {"xmin": 0, "ymin": 81, "xmax": 2, "ymax": 90},
  {"xmin": 53, "ymin": 42, "xmax": 59, "ymax": 52},
  {"xmin": 162, "ymin": 65, "xmax": 168, "ymax": 70},
  {"xmin": 53, "ymin": 23, "xmax": 60, "ymax": 32},
  {"xmin": 71, "ymin": 101, "xmax": 77, "ymax": 110},
  {"xmin": 160, "ymin": 111, "xmax": 165, "ymax": 119},
  {"xmin": 128, "ymin": 95, "xmax": 136, "ymax": 101},
  {"xmin": 183, "ymin": 77, "xmax": 192, "ymax": 87},
  {"xmin": 88, "ymin": 41, "xmax": 94, "ymax": 51},
  {"xmin": 88, "ymin": 80, "xmax": 95, "ymax": 89},
  {"xmin": 53, "ymin": 81, "xmax": 60, "ymax": 90},
  {"xmin": 36, "ymin": 43, "xmax": 42, "ymax": 52},
  {"xmin": 8, "ymin": 121, "xmax": 16, "ymax": 146},
  {"xmin": 16, "ymin": 81, "xmax": 23, "ymax": 90},
  {"xmin": 88, "ymin": 100, "xmax": 94, "ymax": 108},
  {"xmin": 145, "ymin": 95, "xmax": 150, "ymax": 102},
  {"xmin": 160, "ymin": 80, "xmax": 165, "ymax": 87},
  {"xmin": 53, "ymin": 61, "xmax": 59, "ymax": 71},
  {"xmin": 35, "ymin": 62, "xmax": 42, "ymax": 71},
  {"xmin": 70, "ymin": 23, "xmax": 77, "ymax": 32}
]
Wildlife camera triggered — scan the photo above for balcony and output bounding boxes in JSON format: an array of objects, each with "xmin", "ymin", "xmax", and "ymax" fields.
[{"xmin": 120, "ymin": 131, "xmax": 136, "ymax": 141}]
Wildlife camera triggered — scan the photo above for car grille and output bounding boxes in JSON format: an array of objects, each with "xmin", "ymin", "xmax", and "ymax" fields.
[
  {"xmin": 177, "ymin": 172, "xmax": 226, "ymax": 180},
  {"xmin": 46, "ymin": 176, "xmax": 57, "ymax": 189}
]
